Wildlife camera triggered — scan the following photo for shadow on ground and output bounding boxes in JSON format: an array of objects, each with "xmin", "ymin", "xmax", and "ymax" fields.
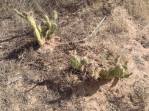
[
  {"xmin": 24, "ymin": 68, "xmax": 111, "ymax": 104},
  {"xmin": 5, "ymin": 41, "xmax": 39, "ymax": 60}
]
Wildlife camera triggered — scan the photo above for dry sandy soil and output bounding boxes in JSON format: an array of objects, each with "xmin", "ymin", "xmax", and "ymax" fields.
[{"xmin": 0, "ymin": 0, "xmax": 149, "ymax": 111}]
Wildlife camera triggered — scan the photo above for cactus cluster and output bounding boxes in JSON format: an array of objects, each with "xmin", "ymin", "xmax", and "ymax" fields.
[
  {"xmin": 15, "ymin": 9, "xmax": 58, "ymax": 46},
  {"xmin": 70, "ymin": 52, "xmax": 131, "ymax": 80}
]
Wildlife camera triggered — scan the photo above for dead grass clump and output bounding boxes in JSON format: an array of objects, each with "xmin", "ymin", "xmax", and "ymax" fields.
[
  {"xmin": 84, "ymin": 0, "xmax": 149, "ymax": 21},
  {"xmin": 123, "ymin": 0, "xmax": 149, "ymax": 20},
  {"xmin": 106, "ymin": 6, "xmax": 138, "ymax": 38}
]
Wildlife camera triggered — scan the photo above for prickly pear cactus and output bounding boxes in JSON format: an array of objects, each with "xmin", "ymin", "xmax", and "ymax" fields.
[{"xmin": 70, "ymin": 52, "xmax": 131, "ymax": 80}]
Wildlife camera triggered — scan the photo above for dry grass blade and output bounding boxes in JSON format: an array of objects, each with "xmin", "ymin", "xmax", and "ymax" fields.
[
  {"xmin": 59, "ymin": 16, "xmax": 106, "ymax": 45},
  {"xmin": 88, "ymin": 16, "xmax": 106, "ymax": 38}
]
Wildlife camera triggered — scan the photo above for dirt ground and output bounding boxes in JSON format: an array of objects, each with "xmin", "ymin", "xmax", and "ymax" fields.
[{"xmin": 0, "ymin": 0, "xmax": 149, "ymax": 111}]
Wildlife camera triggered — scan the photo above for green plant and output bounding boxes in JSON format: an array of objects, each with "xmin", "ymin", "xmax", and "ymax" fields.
[
  {"xmin": 14, "ymin": 9, "xmax": 58, "ymax": 46},
  {"xmin": 70, "ymin": 54, "xmax": 87, "ymax": 71},
  {"xmin": 100, "ymin": 63, "xmax": 131, "ymax": 80},
  {"xmin": 70, "ymin": 53, "xmax": 131, "ymax": 80}
]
